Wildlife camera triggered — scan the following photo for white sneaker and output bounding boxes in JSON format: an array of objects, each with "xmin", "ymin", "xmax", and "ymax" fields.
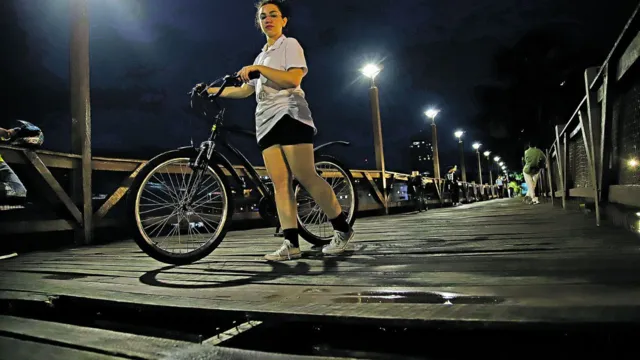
[
  {"xmin": 322, "ymin": 229, "xmax": 355, "ymax": 255},
  {"xmin": 264, "ymin": 240, "xmax": 301, "ymax": 261}
]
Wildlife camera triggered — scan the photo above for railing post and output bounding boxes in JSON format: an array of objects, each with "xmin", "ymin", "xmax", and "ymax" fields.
[
  {"xmin": 599, "ymin": 63, "xmax": 617, "ymax": 203},
  {"xmin": 368, "ymin": 84, "xmax": 387, "ymax": 214},
  {"xmin": 555, "ymin": 126, "xmax": 566, "ymax": 209},
  {"xmin": 584, "ymin": 67, "xmax": 603, "ymax": 197},
  {"xmin": 70, "ymin": 0, "xmax": 93, "ymax": 245},
  {"xmin": 578, "ymin": 107, "xmax": 601, "ymax": 226},
  {"xmin": 546, "ymin": 149, "xmax": 554, "ymax": 205}
]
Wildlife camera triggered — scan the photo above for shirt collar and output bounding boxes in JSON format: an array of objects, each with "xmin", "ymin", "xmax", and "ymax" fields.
[{"xmin": 262, "ymin": 34, "xmax": 287, "ymax": 52}]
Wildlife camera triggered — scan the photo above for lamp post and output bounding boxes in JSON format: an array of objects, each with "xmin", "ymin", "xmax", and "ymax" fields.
[
  {"xmin": 494, "ymin": 156, "xmax": 501, "ymax": 197},
  {"xmin": 361, "ymin": 63, "xmax": 387, "ymax": 212},
  {"xmin": 425, "ymin": 109, "xmax": 441, "ymax": 179},
  {"xmin": 455, "ymin": 130, "xmax": 467, "ymax": 182},
  {"xmin": 70, "ymin": 0, "xmax": 93, "ymax": 245},
  {"xmin": 484, "ymin": 150, "xmax": 493, "ymax": 197},
  {"xmin": 473, "ymin": 142, "xmax": 483, "ymax": 185}
]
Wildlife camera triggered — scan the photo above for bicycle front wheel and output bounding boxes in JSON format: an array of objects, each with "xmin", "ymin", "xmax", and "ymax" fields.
[
  {"xmin": 295, "ymin": 155, "xmax": 358, "ymax": 246},
  {"xmin": 127, "ymin": 149, "xmax": 234, "ymax": 265}
]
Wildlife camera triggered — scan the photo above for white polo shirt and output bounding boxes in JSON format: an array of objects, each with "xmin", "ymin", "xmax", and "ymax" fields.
[{"xmin": 249, "ymin": 35, "xmax": 316, "ymax": 143}]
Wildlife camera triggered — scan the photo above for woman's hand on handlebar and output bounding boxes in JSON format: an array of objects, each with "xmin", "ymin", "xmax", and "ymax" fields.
[{"xmin": 237, "ymin": 65, "xmax": 261, "ymax": 83}]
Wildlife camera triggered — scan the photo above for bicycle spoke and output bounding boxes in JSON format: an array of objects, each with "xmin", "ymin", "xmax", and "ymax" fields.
[
  {"xmin": 135, "ymin": 157, "xmax": 229, "ymax": 258},
  {"xmin": 297, "ymin": 160, "xmax": 356, "ymax": 242}
]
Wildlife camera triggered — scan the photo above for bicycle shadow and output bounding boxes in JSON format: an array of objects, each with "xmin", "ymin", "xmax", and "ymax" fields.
[{"xmin": 138, "ymin": 252, "xmax": 354, "ymax": 290}]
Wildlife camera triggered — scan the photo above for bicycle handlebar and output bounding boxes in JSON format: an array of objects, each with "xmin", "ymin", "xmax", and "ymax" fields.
[{"xmin": 190, "ymin": 71, "xmax": 260, "ymax": 100}]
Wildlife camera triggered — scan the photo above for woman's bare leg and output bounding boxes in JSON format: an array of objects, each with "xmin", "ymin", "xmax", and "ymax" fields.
[
  {"xmin": 282, "ymin": 143, "xmax": 353, "ymax": 254},
  {"xmin": 262, "ymin": 145, "xmax": 301, "ymax": 261},
  {"xmin": 281, "ymin": 144, "xmax": 341, "ymax": 218}
]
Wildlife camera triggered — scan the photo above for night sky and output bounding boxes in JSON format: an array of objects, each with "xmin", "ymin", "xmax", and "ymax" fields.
[{"xmin": 3, "ymin": 0, "xmax": 638, "ymax": 173}]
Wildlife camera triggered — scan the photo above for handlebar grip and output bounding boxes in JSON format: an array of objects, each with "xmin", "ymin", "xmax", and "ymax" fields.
[{"xmin": 248, "ymin": 70, "xmax": 260, "ymax": 80}]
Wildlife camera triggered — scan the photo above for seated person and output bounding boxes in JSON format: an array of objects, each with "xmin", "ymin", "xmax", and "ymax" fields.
[{"xmin": 0, "ymin": 127, "xmax": 27, "ymax": 202}]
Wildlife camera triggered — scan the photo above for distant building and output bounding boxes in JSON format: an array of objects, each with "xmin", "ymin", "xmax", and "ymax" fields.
[{"xmin": 409, "ymin": 137, "xmax": 434, "ymax": 174}]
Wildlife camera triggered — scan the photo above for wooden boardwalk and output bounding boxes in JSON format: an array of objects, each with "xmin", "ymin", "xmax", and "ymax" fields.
[{"xmin": 1, "ymin": 198, "xmax": 639, "ymax": 358}]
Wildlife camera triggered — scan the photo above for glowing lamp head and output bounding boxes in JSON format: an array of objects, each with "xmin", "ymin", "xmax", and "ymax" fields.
[
  {"xmin": 499, "ymin": 162, "xmax": 504, "ymax": 166},
  {"xmin": 628, "ymin": 159, "xmax": 639, "ymax": 168},
  {"xmin": 472, "ymin": 143, "xmax": 481, "ymax": 150},
  {"xmin": 361, "ymin": 64, "xmax": 382, "ymax": 79},
  {"xmin": 454, "ymin": 130, "xmax": 464, "ymax": 139},
  {"xmin": 425, "ymin": 109, "xmax": 440, "ymax": 120},
  {"xmin": 494, "ymin": 156, "xmax": 501, "ymax": 162},
  {"xmin": 484, "ymin": 151, "xmax": 491, "ymax": 157}
]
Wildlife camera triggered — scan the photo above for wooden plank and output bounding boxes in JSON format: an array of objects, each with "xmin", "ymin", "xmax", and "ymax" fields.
[
  {"xmin": 608, "ymin": 185, "xmax": 640, "ymax": 207},
  {"xmin": 2, "ymin": 199, "xmax": 640, "ymax": 329},
  {"xmin": 0, "ymin": 315, "xmax": 193, "ymax": 360},
  {"xmin": 0, "ymin": 219, "xmax": 119, "ymax": 235},
  {"xmin": 568, "ymin": 187, "xmax": 596, "ymax": 198},
  {"xmin": 93, "ymin": 163, "xmax": 145, "ymax": 224},
  {"xmin": 616, "ymin": 28, "xmax": 640, "ymax": 81},
  {"xmin": 22, "ymin": 151, "xmax": 83, "ymax": 226},
  {"xmin": 0, "ymin": 336, "xmax": 125, "ymax": 360}
]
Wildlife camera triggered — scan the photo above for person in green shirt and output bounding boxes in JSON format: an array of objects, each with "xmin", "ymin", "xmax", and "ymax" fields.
[{"xmin": 522, "ymin": 141, "xmax": 546, "ymax": 204}]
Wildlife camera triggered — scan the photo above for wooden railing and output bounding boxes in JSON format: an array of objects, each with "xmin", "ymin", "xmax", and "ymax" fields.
[
  {"xmin": 545, "ymin": 3, "xmax": 640, "ymax": 225},
  {"xmin": 0, "ymin": 144, "xmax": 499, "ymax": 242}
]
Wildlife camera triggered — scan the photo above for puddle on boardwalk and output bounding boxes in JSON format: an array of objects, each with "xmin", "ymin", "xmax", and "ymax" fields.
[
  {"xmin": 43, "ymin": 273, "xmax": 89, "ymax": 280},
  {"xmin": 332, "ymin": 291, "xmax": 504, "ymax": 305}
]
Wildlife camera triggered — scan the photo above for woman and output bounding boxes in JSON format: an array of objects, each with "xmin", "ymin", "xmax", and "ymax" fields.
[{"xmin": 206, "ymin": 0, "xmax": 354, "ymax": 261}]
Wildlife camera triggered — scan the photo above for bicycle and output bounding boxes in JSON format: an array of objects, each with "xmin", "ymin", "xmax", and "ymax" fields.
[{"xmin": 126, "ymin": 73, "xmax": 358, "ymax": 265}]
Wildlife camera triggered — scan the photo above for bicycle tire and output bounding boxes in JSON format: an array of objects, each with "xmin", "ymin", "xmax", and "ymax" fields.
[
  {"xmin": 126, "ymin": 148, "xmax": 234, "ymax": 265},
  {"xmin": 296, "ymin": 154, "xmax": 358, "ymax": 246}
]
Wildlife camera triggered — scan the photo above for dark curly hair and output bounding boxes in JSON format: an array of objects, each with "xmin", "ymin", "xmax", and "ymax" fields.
[{"xmin": 255, "ymin": 0, "xmax": 291, "ymax": 30}]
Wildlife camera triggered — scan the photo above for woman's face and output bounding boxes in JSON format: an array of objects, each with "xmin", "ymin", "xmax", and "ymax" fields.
[{"xmin": 258, "ymin": 4, "xmax": 287, "ymax": 38}]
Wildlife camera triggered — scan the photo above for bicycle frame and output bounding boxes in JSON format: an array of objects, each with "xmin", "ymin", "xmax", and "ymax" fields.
[{"xmin": 186, "ymin": 75, "xmax": 352, "ymax": 213}]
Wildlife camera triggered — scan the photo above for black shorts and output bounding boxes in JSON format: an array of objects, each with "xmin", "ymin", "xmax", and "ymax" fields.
[{"xmin": 258, "ymin": 115, "xmax": 315, "ymax": 151}]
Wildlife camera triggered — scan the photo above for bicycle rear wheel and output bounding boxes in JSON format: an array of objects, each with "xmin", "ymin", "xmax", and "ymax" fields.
[
  {"xmin": 295, "ymin": 155, "xmax": 358, "ymax": 246},
  {"xmin": 127, "ymin": 149, "xmax": 234, "ymax": 265}
]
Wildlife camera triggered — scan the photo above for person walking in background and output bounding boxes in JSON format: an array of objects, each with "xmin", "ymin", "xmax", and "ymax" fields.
[
  {"xmin": 409, "ymin": 171, "xmax": 426, "ymax": 212},
  {"xmin": 446, "ymin": 165, "xmax": 460, "ymax": 206},
  {"xmin": 495, "ymin": 176, "xmax": 504, "ymax": 198},
  {"xmin": 522, "ymin": 140, "xmax": 546, "ymax": 205}
]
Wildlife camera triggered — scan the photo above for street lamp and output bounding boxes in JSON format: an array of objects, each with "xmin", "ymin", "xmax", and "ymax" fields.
[
  {"xmin": 484, "ymin": 150, "xmax": 494, "ymax": 197},
  {"xmin": 361, "ymin": 63, "xmax": 387, "ymax": 212},
  {"xmin": 499, "ymin": 161, "xmax": 504, "ymax": 167},
  {"xmin": 494, "ymin": 156, "xmax": 501, "ymax": 162},
  {"xmin": 426, "ymin": 109, "xmax": 440, "ymax": 121},
  {"xmin": 361, "ymin": 64, "xmax": 382, "ymax": 82},
  {"xmin": 425, "ymin": 108, "xmax": 441, "ymax": 179},
  {"xmin": 472, "ymin": 142, "xmax": 483, "ymax": 185},
  {"xmin": 454, "ymin": 130, "xmax": 466, "ymax": 182}
]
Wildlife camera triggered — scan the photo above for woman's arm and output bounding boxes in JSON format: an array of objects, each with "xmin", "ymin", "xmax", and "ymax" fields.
[
  {"xmin": 257, "ymin": 66, "xmax": 304, "ymax": 88},
  {"xmin": 237, "ymin": 65, "xmax": 304, "ymax": 89},
  {"xmin": 206, "ymin": 83, "xmax": 255, "ymax": 99}
]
